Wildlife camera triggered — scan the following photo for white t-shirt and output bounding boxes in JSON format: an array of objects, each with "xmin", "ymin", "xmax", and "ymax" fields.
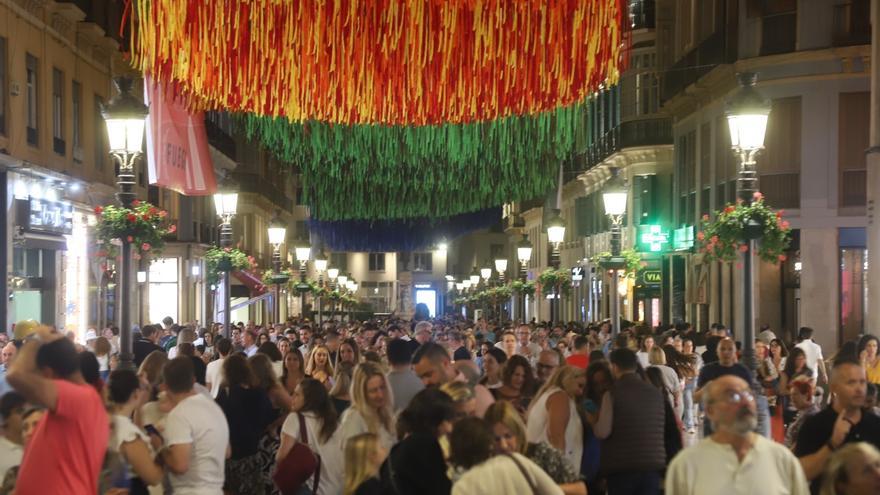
[
  {"xmin": 339, "ymin": 408, "xmax": 396, "ymax": 452},
  {"xmin": 111, "ymin": 414, "xmax": 150, "ymax": 451},
  {"xmin": 205, "ymin": 358, "xmax": 225, "ymax": 398},
  {"xmin": 163, "ymin": 393, "xmax": 229, "ymax": 495},
  {"xmin": 0, "ymin": 436, "xmax": 22, "ymax": 479},
  {"xmin": 280, "ymin": 412, "xmax": 344, "ymax": 495},
  {"xmin": 795, "ymin": 340, "xmax": 824, "ymax": 374},
  {"xmin": 452, "ymin": 453, "xmax": 563, "ymax": 495},
  {"xmin": 665, "ymin": 435, "xmax": 809, "ymax": 495}
]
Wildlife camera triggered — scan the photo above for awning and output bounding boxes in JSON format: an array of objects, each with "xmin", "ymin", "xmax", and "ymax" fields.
[{"xmin": 232, "ymin": 270, "xmax": 267, "ymax": 296}]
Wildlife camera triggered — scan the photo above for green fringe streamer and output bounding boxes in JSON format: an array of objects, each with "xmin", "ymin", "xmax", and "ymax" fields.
[{"xmin": 244, "ymin": 99, "xmax": 594, "ymax": 221}]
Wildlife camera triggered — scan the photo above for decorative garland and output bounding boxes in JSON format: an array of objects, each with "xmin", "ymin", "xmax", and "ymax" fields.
[
  {"xmin": 133, "ymin": 0, "xmax": 626, "ymax": 125},
  {"xmin": 94, "ymin": 201, "xmax": 175, "ymax": 259},
  {"xmin": 205, "ymin": 247, "xmax": 257, "ymax": 286},
  {"xmin": 246, "ymin": 102, "xmax": 589, "ymax": 220},
  {"xmin": 307, "ymin": 207, "xmax": 501, "ymax": 249},
  {"xmin": 698, "ymin": 192, "xmax": 792, "ymax": 264},
  {"xmin": 591, "ymin": 249, "xmax": 643, "ymax": 278}
]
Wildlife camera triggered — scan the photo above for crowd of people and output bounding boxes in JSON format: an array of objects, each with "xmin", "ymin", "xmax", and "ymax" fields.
[{"xmin": 0, "ymin": 315, "xmax": 879, "ymax": 495}]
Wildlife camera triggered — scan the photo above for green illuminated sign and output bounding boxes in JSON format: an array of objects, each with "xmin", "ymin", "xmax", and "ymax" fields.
[
  {"xmin": 638, "ymin": 224, "xmax": 670, "ymax": 252},
  {"xmin": 673, "ymin": 226, "xmax": 695, "ymax": 251}
]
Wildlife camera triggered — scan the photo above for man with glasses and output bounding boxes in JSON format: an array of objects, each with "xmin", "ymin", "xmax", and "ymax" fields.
[
  {"xmin": 535, "ymin": 350, "xmax": 560, "ymax": 389},
  {"xmin": 666, "ymin": 375, "xmax": 809, "ymax": 494},
  {"xmin": 695, "ymin": 337, "xmax": 754, "ymax": 436},
  {"xmin": 514, "ymin": 324, "xmax": 541, "ymax": 367}
]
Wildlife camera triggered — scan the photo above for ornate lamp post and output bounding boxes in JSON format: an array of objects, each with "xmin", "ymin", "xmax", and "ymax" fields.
[
  {"xmin": 546, "ymin": 210, "xmax": 566, "ymax": 323},
  {"xmin": 516, "ymin": 234, "xmax": 533, "ymax": 322},
  {"xmin": 267, "ymin": 214, "xmax": 289, "ymax": 325},
  {"xmin": 726, "ymin": 72, "xmax": 770, "ymax": 373},
  {"xmin": 101, "ymin": 77, "xmax": 148, "ymax": 370},
  {"xmin": 494, "ymin": 258, "xmax": 508, "ymax": 284},
  {"xmin": 213, "ymin": 176, "xmax": 239, "ymax": 338},
  {"xmin": 293, "ymin": 241, "xmax": 311, "ymax": 318},
  {"xmin": 313, "ymin": 247, "xmax": 328, "ymax": 323},
  {"xmin": 327, "ymin": 267, "xmax": 339, "ymax": 320},
  {"xmin": 602, "ymin": 167, "xmax": 628, "ymax": 337}
]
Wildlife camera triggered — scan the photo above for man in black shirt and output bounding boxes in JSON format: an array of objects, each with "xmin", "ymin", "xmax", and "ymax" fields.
[
  {"xmin": 695, "ymin": 337, "xmax": 754, "ymax": 436},
  {"xmin": 794, "ymin": 358, "xmax": 880, "ymax": 494},
  {"xmin": 133, "ymin": 324, "xmax": 164, "ymax": 367}
]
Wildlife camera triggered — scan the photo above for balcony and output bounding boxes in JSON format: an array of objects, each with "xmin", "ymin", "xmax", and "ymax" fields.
[
  {"xmin": 833, "ymin": 0, "xmax": 871, "ymax": 47},
  {"xmin": 205, "ymin": 112, "xmax": 236, "ymax": 160},
  {"xmin": 233, "ymin": 173, "xmax": 294, "ymax": 211},
  {"xmin": 572, "ymin": 118, "xmax": 672, "ymax": 174},
  {"xmin": 661, "ymin": 30, "xmax": 736, "ymax": 103}
]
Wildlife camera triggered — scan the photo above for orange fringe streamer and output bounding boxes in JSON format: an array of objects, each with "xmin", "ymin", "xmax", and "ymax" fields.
[{"xmin": 134, "ymin": 0, "xmax": 626, "ymax": 126}]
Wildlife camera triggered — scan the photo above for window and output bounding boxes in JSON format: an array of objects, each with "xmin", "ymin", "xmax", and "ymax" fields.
[
  {"xmin": 149, "ymin": 258, "xmax": 179, "ymax": 324},
  {"xmin": 759, "ymin": 97, "xmax": 801, "ymax": 209},
  {"xmin": 72, "ymin": 81, "xmax": 82, "ymax": 160},
  {"xmin": 412, "ymin": 252, "xmax": 433, "ymax": 272},
  {"xmin": 839, "ymin": 92, "xmax": 869, "ymax": 209},
  {"xmin": 330, "ymin": 252, "xmax": 348, "ymax": 272},
  {"xmin": 0, "ymin": 37, "xmax": 7, "ymax": 135},
  {"xmin": 52, "ymin": 68, "xmax": 64, "ymax": 154},
  {"xmin": 26, "ymin": 54, "xmax": 38, "ymax": 146},
  {"xmin": 369, "ymin": 252, "xmax": 386, "ymax": 272},
  {"xmin": 94, "ymin": 95, "xmax": 105, "ymax": 170}
]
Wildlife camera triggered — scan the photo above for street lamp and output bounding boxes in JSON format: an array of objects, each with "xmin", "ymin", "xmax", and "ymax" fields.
[
  {"xmin": 267, "ymin": 214, "xmax": 288, "ymax": 324},
  {"xmin": 494, "ymin": 258, "xmax": 508, "ymax": 284},
  {"xmin": 313, "ymin": 247, "xmax": 328, "ymax": 323},
  {"xmin": 294, "ymin": 240, "xmax": 311, "ymax": 318},
  {"xmin": 726, "ymin": 72, "xmax": 770, "ymax": 373},
  {"xmin": 516, "ymin": 234, "xmax": 533, "ymax": 322},
  {"xmin": 337, "ymin": 273, "xmax": 349, "ymax": 287},
  {"xmin": 212, "ymin": 175, "xmax": 239, "ymax": 338},
  {"xmin": 469, "ymin": 267, "xmax": 481, "ymax": 286},
  {"xmin": 546, "ymin": 209, "xmax": 566, "ymax": 323},
  {"xmin": 602, "ymin": 167, "xmax": 628, "ymax": 337},
  {"xmin": 102, "ymin": 77, "xmax": 147, "ymax": 371},
  {"xmin": 480, "ymin": 266, "xmax": 493, "ymax": 282}
]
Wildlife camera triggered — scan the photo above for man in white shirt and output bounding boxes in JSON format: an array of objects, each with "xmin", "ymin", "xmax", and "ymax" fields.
[
  {"xmin": 514, "ymin": 324, "xmax": 542, "ymax": 366},
  {"xmin": 205, "ymin": 339, "xmax": 232, "ymax": 398},
  {"xmin": 242, "ymin": 330, "xmax": 258, "ymax": 358},
  {"xmin": 296, "ymin": 326, "xmax": 312, "ymax": 358},
  {"xmin": 0, "ymin": 392, "xmax": 24, "ymax": 478},
  {"xmin": 158, "ymin": 357, "xmax": 229, "ymax": 495},
  {"xmin": 795, "ymin": 327, "xmax": 827, "ymax": 384},
  {"xmin": 666, "ymin": 375, "xmax": 809, "ymax": 495}
]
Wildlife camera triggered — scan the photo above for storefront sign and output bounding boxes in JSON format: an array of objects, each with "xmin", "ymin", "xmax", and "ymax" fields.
[
  {"xmin": 643, "ymin": 270, "xmax": 662, "ymax": 284},
  {"xmin": 571, "ymin": 266, "xmax": 584, "ymax": 281},
  {"xmin": 638, "ymin": 224, "xmax": 670, "ymax": 252},
  {"xmin": 673, "ymin": 226, "xmax": 695, "ymax": 251},
  {"xmin": 26, "ymin": 197, "xmax": 73, "ymax": 235}
]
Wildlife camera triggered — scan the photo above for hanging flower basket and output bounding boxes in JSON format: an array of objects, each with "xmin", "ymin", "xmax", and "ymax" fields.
[
  {"xmin": 205, "ymin": 247, "xmax": 255, "ymax": 286},
  {"xmin": 509, "ymin": 279, "xmax": 536, "ymax": 296},
  {"xmin": 591, "ymin": 249, "xmax": 644, "ymax": 278},
  {"xmin": 698, "ymin": 192, "xmax": 792, "ymax": 264},
  {"xmin": 536, "ymin": 268, "xmax": 572, "ymax": 296},
  {"xmin": 94, "ymin": 201, "xmax": 175, "ymax": 260}
]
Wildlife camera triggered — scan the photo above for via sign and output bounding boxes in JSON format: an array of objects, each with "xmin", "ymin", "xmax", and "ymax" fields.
[{"xmin": 643, "ymin": 270, "xmax": 662, "ymax": 285}]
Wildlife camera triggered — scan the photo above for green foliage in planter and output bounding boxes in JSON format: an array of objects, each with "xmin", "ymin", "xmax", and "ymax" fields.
[
  {"xmin": 94, "ymin": 201, "xmax": 175, "ymax": 259},
  {"xmin": 698, "ymin": 192, "xmax": 792, "ymax": 264},
  {"xmin": 206, "ymin": 247, "xmax": 255, "ymax": 286},
  {"xmin": 591, "ymin": 249, "xmax": 643, "ymax": 278}
]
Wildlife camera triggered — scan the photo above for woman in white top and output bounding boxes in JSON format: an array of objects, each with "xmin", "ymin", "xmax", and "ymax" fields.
[
  {"xmin": 277, "ymin": 378, "xmax": 344, "ymax": 495},
  {"xmin": 648, "ymin": 346, "xmax": 683, "ymax": 419},
  {"xmin": 451, "ymin": 416, "xmax": 562, "ymax": 495},
  {"xmin": 107, "ymin": 369, "xmax": 164, "ymax": 493},
  {"xmin": 526, "ymin": 365, "xmax": 586, "ymax": 472},
  {"xmin": 636, "ymin": 335, "xmax": 654, "ymax": 370},
  {"xmin": 339, "ymin": 362, "xmax": 396, "ymax": 451}
]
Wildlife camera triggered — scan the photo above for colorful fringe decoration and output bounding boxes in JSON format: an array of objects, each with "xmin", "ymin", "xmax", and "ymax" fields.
[
  {"xmin": 133, "ymin": 0, "xmax": 626, "ymax": 126},
  {"xmin": 245, "ymin": 99, "xmax": 592, "ymax": 220},
  {"xmin": 309, "ymin": 207, "xmax": 502, "ymax": 252}
]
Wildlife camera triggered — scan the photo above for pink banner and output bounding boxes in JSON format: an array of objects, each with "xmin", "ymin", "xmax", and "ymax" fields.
[{"xmin": 144, "ymin": 77, "xmax": 217, "ymax": 195}]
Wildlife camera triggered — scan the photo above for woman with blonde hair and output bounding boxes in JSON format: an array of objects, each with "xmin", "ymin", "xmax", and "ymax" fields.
[
  {"xmin": 135, "ymin": 351, "xmax": 169, "ymax": 429},
  {"xmin": 94, "ymin": 336, "xmax": 113, "ymax": 380},
  {"xmin": 526, "ymin": 365, "xmax": 586, "ymax": 473},
  {"xmin": 306, "ymin": 344, "xmax": 335, "ymax": 389},
  {"xmin": 820, "ymin": 442, "xmax": 880, "ymax": 495},
  {"xmin": 343, "ymin": 433, "xmax": 387, "ymax": 495},
  {"xmin": 330, "ymin": 360, "xmax": 355, "ymax": 414},
  {"xmin": 440, "ymin": 381, "xmax": 477, "ymax": 420},
  {"xmin": 339, "ymin": 362, "xmax": 395, "ymax": 451},
  {"xmin": 484, "ymin": 401, "xmax": 585, "ymax": 495},
  {"xmin": 648, "ymin": 345, "xmax": 683, "ymax": 419}
]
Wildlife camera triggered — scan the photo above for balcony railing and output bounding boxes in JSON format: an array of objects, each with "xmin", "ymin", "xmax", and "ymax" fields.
[
  {"xmin": 661, "ymin": 30, "xmax": 736, "ymax": 103},
  {"xmin": 569, "ymin": 118, "xmax": 672, "ymax": 175},
  {"xmin": 205, "ymin": 112, "xmax": 236, "ymax": 160},
  {"xmin": 233, "ymin": 173, "xmax": 294, "ymax": 211}
]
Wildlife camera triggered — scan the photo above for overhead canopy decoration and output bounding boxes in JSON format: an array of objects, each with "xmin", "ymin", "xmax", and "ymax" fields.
[
  {"xmin": 133, "ymin": 0, "xmax": 626, "ymax": 125},
  {"xmin": 244, "ymin": 102, "xmax": 592, "ymax": 220},
  {"xmin": 309, "ymin": 208, "xmax": 502, "ymax": 252}
]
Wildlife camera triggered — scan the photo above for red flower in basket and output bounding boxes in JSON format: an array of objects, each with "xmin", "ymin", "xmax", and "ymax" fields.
[
  {"xmin": 149, "ymin": 207, "xmax": 159, "ymax": 217},
  {"xmin": 132, "ymin": 199, "xmax": 141, "ymax": 207},
  {"xmin": 723, "ymin": 206, "xmax": 735, "ymax": 214},
  {"xmin": 141, "ymin": 243, "xmax": 151, "ymax": 252},
  {"xmin": 168, "ymin": 224, "xmax": 177, "ymax": 233},
  {"xmin": 94, "ymin": 206, "xmax": 103, "ymax": 215},
  {"xmin": 127, "ymin": 236, "xmax": 134, "ymax": 242},
  {"xmin": 127, "ymin": 214, "xmax": 137, "ymax": 223},
  {"xmin": 159, "ymin": 210, "xmax": 168, "ymax": 218}
]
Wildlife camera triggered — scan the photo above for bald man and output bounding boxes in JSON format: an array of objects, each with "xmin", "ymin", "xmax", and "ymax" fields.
[{"xmin": 666, "ymin": 375, "xmax": 809, "ymax": 495}]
